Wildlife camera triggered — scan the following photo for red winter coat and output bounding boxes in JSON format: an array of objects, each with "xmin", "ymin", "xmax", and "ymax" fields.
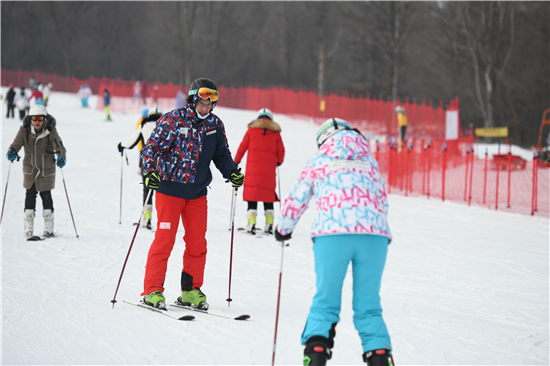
[{"xmin": 234, "ymin": 118, "xmax": 285, "ymax": 203}]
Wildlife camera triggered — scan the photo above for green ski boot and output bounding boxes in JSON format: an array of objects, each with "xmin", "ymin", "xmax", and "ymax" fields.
[
  {"xmin": 178, "ymin": 288, "xmax": 209, "ymax": 310},
  {"xmin": 143, "ymin": 290, "xmax": 166, "ymax": 309}
]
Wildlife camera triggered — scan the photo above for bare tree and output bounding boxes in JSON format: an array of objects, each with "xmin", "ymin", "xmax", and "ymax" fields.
[
  {"xmin": 164, "ymin": 2, "xmax": 199, "ymax": 86},
  {"xmin": 46, "ymin": 2, "xmax": 90, "ymax": 78},
  {"xmin": 360, "ymin": 2, "xmax": 417, "ymax": 101},
  {"xmin": 309, "ymin": 2, "xmax": 343, "ymax": 98},
  {"xmin": 458, "ymin": 2, "xmax": 516, "ymax": 128}
]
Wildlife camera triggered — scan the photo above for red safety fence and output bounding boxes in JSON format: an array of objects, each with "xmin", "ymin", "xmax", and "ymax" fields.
[
  {"xmin": 373, "ymin": 132, "xmax": 549, "ymax": 218},
  {"xmin": 3, "ymin": 68, "xmax": 547, "ymax": 217},
  {"xmin": 2, "ymin": 68, "xmax": 445, "ymax": 136}
]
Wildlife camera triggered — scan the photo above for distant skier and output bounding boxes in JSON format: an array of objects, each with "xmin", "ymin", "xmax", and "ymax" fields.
[
  {"xmin": 117, "ymin": 107, "xmax": 164, "ymax": 229},
  {"xmin": 6, "ymin": 105, "xmax": 67, "ymax": 239},
  {"xmin": 14, "ymin": 86, "xmax": 29, "ymax": 120},
  {"xmin": 5, "ymin": 84, "xmax": 16, "ymax": 118},
  {"xmin": 234, "ymin": 108, "xmax": 285, "ymax": 235},
  {"xmin": 395, "ymin": 105, "xmax": 407, "ymax": 153},
  {"xmin": 28, "ymin": 86, "xmax": 44, "ymax": 107},
  {"xmin": 132, "ymin": 81, "xmax": 141, "ymax": 104},
  {"xmin": 77, "ymin": 84, "xmax": 92, "ymax": 107},
  {"xmin": 275, "ymin": 118, "xmax": 394, "ymax": 366},
  {"xmin": 42, "ymin": 83, "xmax": 53, "ymax": 106},
  {"xmin": 103, "ymin": 89, "xmax": 111, "ymax": 121},
  {"xmin": 139, "ymin": 78, "xmax": 244, "ymax": 310}
]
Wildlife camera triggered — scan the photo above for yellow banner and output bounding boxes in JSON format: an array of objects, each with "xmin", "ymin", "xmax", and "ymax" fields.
[{"xmin": 475, "ymin": 127, "xmax": 508, "ymax": 137}]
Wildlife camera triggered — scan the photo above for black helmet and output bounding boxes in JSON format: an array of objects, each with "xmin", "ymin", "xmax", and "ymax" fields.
[{"xmin": 187, "ymin": 78, "xmax": 218, "ymax": 105}]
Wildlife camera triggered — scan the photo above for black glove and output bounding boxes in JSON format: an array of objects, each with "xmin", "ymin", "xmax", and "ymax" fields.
[
  {"xmin": 6, "ymin": 148, "xmax": 17, "ymax": 162},
  {"xmin": 117, "ymin": 142, "xmax": 125, "ymax": 153},
  {"xmin": 230, "ymin": 169, "xmax": 245, "ymax": 188},
  {"xmin": 274, "ymin": 226, "xmax": 292, "ymax": 242},
  {"xmin": 144, "ymin": 172, "xmax": 161, "ymax": 190}
]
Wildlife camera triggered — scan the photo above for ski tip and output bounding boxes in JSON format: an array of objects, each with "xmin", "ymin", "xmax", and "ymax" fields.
[
  {"xmin": 235, "ymin": 314, "xmax": 250, "ymax": 320},
  {"xmin": 26, "ymin": 235, "xmax": 43, "ymax": 241},
  {"xmin": 178, "ymin": 315, "xmax": 195, "ymax": 321}
]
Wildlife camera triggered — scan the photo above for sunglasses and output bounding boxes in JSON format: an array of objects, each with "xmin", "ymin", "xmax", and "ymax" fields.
[
  {"xmin": 190, "ymin": 87, "xmax": 219, "ymax": 102},
  {"xmin": 30, "ymin": 115, "xmax": 46, "ymax": 122}
]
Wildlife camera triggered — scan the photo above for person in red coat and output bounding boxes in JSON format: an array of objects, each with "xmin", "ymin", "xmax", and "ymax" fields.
[{"xmin": 234, "ymin": 108, "xmax": 285, "ymax": 235}]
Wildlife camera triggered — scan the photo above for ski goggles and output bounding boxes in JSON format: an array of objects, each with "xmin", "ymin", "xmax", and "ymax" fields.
[
  {"xmin": 189, "ymin": 87, "xmax": 219, "ymax": 102},
  {"xmin": 30, "ymin": 115, "xmax": 46, "ymax": 122}
]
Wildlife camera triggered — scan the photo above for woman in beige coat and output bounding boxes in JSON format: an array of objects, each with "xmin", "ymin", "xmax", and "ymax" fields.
[{"xmin": 6, "ymin": 105, "xmax": 67, "ymax": 239}]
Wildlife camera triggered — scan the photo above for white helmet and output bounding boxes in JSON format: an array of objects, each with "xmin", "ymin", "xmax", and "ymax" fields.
[
  {"xmin": 315, "ymin": 118, "xmax": 352, "ymax": 148},
  {"xmin": 29, "ymin": 105, "xmax": 48, "ymax": 117},
  {"xmin": 395, "ymin": 105, "xmax": 405, "ymax": 113},
  {"xmin": 148, "ymin": 107, "xmax": 163, "ymax": 117},
  {"xmin": 256, "ymin": 108, "xmax": 273, "ymax": 120}
]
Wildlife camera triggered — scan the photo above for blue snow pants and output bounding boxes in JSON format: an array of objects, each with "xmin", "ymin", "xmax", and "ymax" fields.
[{"xmin": 301, "ymin": 234, "xmax": 392, "ymax": 353}]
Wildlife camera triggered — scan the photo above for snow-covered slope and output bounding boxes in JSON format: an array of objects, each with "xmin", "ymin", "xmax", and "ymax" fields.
[{"xmin": 1, "ymin": 91, "xmax": 548, "ymax": 365}]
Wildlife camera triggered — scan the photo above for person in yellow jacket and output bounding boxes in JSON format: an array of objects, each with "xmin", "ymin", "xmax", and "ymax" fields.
[{"xmin": 395, "ymin": 106, "xmax": 407, "ymax": 153}]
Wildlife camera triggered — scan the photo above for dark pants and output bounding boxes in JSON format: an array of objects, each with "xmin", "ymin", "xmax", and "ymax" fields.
[
  {"xmin": 25, "ymin": 183, "xmax": 53, "ymax": 212},
  {"xmin": 19, "ymin": 109, "xmax": 26, "ymax": 120},
  {"xmin": 6, "ymin": 103, "xmax": 15, "ymax": 118},
  {"xmin": 247, "ymin": 201, "xmax": 274, "ymax": 211},
  {"xmin": 399, "ymin": 126, "xmax": 407, "ymax": 142}
]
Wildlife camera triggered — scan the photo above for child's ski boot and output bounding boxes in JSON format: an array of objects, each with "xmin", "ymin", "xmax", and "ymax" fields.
[{"xmin": 362, "ymin": 349, "xmax": 393, "ymax": 366}]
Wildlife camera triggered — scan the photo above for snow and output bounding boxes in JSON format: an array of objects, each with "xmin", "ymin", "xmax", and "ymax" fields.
[{"xmin": 1, "ymin": 90, "xmax": 548, "ymax": 365}]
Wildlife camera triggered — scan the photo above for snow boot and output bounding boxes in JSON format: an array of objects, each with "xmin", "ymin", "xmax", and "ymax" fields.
[
  {"xmin": 43, "ymin": 209, "xmax": 54, "ymax": 237},
  {"xmin": 264, "ymin": 209, "xmax": 274, "ymax": 235},
  {"xmin": 141, "ymin": 204, "xmax": 152, "ymax": 229},
  {"xmin": 143, "ymin": 290, "xmax": 166, "ymax": 309},
  {"xmin": 246, "ymin": 209, "xmax": 257, "ymax": 234},
  {"xmin": 362, "ymin": 349, "xmax": 393, "ymax": 366},
  {"xmin": 24, "ymin": 209, "xmax": 35, "ymax": 239},
  {"xmin": 303, "ymin": 341, "xmax": 332, "ymax": 366},
  {"xmin": 178, "ymin": 288, "xmax": 208, "ymax": 310}
]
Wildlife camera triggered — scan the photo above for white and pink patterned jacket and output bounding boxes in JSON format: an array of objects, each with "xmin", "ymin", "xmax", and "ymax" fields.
[{"xmin": 277, "ymin": 130, "xmax": 392, "ymax": 242}]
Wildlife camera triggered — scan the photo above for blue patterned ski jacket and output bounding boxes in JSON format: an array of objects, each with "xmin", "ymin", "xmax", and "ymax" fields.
[
  {"xmin": 277, "ymin": 130, "xmax": 392, "ymax": 242},
  {"xmin": 141, "ymin": 107, "xmax": 238, "ymax": 200}
]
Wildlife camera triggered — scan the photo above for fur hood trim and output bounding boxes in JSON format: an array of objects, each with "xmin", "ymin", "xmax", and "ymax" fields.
[
  {"xmin": 248, "ymin": 118, "xmax": 281, "ymax": 132},
  {"xmin": 22, "ymin": 115, "xmax": 57, "ymax": 132}
]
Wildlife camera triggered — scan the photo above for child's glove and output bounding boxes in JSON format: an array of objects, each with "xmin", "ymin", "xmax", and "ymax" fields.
[
  {"xmin": 144, "ymin": 172, "xmax": 161, "ymax": 190},
  {"xmin": 57, "ymin": 156, "xmax": 66, "ymax": 168},
  {"xmin": 230, "ymin": 169, "xmax": 245, "ymax": 188},
  {"xmin": 6, "ymin": 148, "xmax": 17, "ymax": 161},
  {"xmin": 117, "ymin": 142, "xmax": 125, "ymax": 153},
  {"xmin": 274, "ymin": 226, "xmax": 292, "ymax": 242}
]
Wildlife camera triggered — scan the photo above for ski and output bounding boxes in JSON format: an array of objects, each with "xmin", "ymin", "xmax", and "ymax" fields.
[
  {"xmin": 123, "ymin": 300, "xmax": 195, "ymax": 321},
  {"xmin": 26, "ymin": 233, "xmax": 59, "ymax": 241},
  {"xmin": 237, "ymin": 227, "xmax": 264, "ymax": 238},
  {"xmin": 27, "ymin": 235, "xmax": 44, "ymax": 241},
  {"xmin": 170, "ymin": 301, "xmax": 250, "ymax": 321}
]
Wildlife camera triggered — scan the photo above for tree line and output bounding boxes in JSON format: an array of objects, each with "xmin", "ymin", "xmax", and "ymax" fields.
[{"xmin": 2, "ymin": 1, "xmax": 548, "ymax": 147}]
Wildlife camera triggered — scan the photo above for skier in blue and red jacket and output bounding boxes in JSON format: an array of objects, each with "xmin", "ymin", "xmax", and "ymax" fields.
[{"xmin": 140, "ymin": 78, "xmax": 244, "ymax": 310}]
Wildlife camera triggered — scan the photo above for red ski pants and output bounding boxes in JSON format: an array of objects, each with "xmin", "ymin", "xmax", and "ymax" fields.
[{"xmin": 141, "ymin": 192, "xmax": 208, "ymax": 296}]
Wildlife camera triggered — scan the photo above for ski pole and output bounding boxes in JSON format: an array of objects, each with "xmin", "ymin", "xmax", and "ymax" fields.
[
  {"xmin": 226, "ymin": 186, "xmax": 238, "ymax": 307},
  {"xmin": 119, "ymin": 151, "xmax": 124, "ymax": 225},
  {"xmin": 272, "ymin": 239, "xmax": 286, "ymax": 366},
  {"xmin": 277, "ymin": 166, "xmax": 282, "ymax": 213},
  {"xmin": 228, "ymin": 182, "xmax": 235, "ymax": 231},
  {"xmin": 58, "ymin": 153, "xmax": 79, "ymax": 239},
  {"xmin": 1, "ymin": 153, "xmax": 20, "ymax": 225},
  {"xmin": 111, "ymin": 188, "xmax": 153, "ymax": 308}
]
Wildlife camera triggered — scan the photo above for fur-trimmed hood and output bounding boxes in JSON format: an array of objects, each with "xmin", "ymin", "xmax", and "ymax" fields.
[
  {"xmin": 247, "ymin": 118, "xmax": 281, "ymax": 132},
  {"xmin": 22, "ymin": 115, "xmax": 57, "ymax": 132}
]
